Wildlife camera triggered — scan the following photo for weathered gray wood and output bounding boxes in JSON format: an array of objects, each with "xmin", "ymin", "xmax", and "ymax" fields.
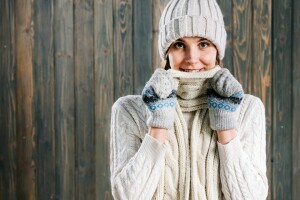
[
  {"xmin": 114, "ymin": 0, "xmax": 134, "ymax": 98},
  {"xmin": 133, "ymin": 0, "xmax": 152, "ymax": 94},
  {"xmin": 232, "ymin": 0, "xmax": 252, "ymax": 93},
  {"xmin": 152, "ymin": 0, "xmax": 170, "ymax": 69},
  {"xmin": 15, "ymin": 0, "xmax": 36, "ymax": 199},
  {"xmin": 133, "ymin": 0, "xmax": 153, "ymax": 93},
  {"xmin": 32, "ymin": 0, "xmax": 56, "ymax": 199},
  {"xmin": 74, "ymin": 0, "xmax": 95, "ymax": 199},
  {"xmin": 54, "ymin": 0, "xmax": 75, "ymax": 199},
  {"xmin": 2, "ymin": 1, "xmax": 300, "ymax": 199},
  {"xmin": 0, "ymin": 0, "xmax": 17, "ymax": 199},
  {"xmin": 292, "ymin": 0, "xmax": 300, "ymax": 198},
  {"xmin": 94, "ymin": 0, "xmax": 114, "ymax": 199},
  {"xmin": 252, "ymin": 0, "xmax": 272, "ymax": 199},
  {"xmin": 272, "ymin": 0, "xmax": 293, "ymax": 199},
  {"xmin": 217, "ymin": 0, "xmax": 233, "ymax": 71}
]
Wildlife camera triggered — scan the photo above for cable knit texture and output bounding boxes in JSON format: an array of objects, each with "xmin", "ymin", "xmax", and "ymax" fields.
[
  {"xmin": 110, "ymin": 68, "xmax": 268, "ymax": 199},
  {"xmin": 159, "ymin": 66, "xmax": 221, "ymax": 199}
]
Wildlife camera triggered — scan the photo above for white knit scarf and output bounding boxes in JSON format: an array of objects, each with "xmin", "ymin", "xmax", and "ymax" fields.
[{"xmin": 154, "ymin": 66, "xmax": 223, "ymax": 200}]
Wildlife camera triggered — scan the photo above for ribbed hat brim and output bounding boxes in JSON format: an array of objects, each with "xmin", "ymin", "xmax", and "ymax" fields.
[{"xmin": 159, "ymin": 15, "xmax": 227, "ymax": 60}]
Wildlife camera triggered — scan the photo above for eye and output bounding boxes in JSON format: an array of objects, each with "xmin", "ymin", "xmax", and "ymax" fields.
[
  {"xmin": 199, "ymin": 41, "xmax": 210, "ymax": 48},
  {"xmin": 174, "ymin": 42, "xmax": 185, "ymax": 49}
]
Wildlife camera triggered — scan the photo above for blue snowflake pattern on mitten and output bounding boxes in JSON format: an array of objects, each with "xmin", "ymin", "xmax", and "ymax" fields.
[
  {"xmin": 142, "ymin": 86, "xmax": 176, "ymax": 110},
  {"xmin": 207, "ymin": 88, "xmax": 243, "ymax": 112}
]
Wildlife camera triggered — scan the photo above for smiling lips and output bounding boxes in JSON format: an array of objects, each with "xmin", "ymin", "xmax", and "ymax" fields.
[{"xmin": 179, "ymin": 68, "xmax": 205, "ymax": 72}]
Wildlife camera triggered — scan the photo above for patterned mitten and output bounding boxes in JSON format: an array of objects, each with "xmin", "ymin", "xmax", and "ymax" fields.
[
  {"xmin": 142, "ymin": 68, "xmax": 179, "ymax": 129},
  {"xmin": 207, "ymin": 68, "xmax": 244, "ymax": 130}
]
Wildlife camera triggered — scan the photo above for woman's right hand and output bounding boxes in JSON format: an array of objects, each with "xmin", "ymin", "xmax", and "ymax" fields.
[{"xmin": 142, "ymin": 68, "xmax": 178, "ymax": 130}]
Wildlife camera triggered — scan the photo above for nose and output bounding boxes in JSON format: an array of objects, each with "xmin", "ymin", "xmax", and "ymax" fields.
[{"xmin": 185, "ymin": 46, "xmax": 199, "ymax": 65}]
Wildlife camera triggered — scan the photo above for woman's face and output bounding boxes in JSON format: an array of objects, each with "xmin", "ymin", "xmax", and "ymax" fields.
[{"xmin": 167, "ymin": 37, "xmax": 218, "ymax": 72}]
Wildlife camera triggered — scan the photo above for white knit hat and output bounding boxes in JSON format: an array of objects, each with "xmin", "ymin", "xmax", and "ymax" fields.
[{"xmin": 158, "ymin": 0, "xmax": 227, "ymax": 60}]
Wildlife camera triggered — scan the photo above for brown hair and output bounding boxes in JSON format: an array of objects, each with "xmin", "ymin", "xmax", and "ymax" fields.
[{"xmin": 164, "ymin": 58, "xmax": 171, "ymax": 70}]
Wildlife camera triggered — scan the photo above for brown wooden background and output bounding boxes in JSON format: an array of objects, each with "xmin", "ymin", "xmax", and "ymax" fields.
[{"xmin": 0, "ymin": 0, "xmax": 299, "ymax": 199}]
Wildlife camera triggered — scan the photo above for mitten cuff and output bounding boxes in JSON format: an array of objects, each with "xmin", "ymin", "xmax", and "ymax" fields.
[
  {"xmin": 147, "ymin": 108, "xmax": 176, "ymax": 129},
  {"xmin": 209, "ymin": 109, "xmax": 238, "ymax": 130}
]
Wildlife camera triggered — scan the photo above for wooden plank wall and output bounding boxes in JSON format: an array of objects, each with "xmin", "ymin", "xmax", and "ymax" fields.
[
  {"xmin": 272, "ymin": 0, "xmax": 293, "ymax": 199},
  {"xmin": 0, "ymin": 0, "xmax": 299, "ymax": 199},
  {"xmin": 292, "ymin": 0, "xmax": 300, "ymax": 199}
]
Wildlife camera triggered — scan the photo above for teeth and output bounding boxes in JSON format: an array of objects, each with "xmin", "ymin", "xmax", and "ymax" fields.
[{"xmin": 183, "ymin": 69, "xmax": 202, "ymax": 72}]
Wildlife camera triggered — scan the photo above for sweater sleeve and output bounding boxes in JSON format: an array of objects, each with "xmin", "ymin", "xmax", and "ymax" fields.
[
  {"xmin": 110, "ymin": 97, "xmax": 166, "ymax": 200},
  {"xmin": 217, "ymin": 96, "xmax": 268, "ymax": 200}
]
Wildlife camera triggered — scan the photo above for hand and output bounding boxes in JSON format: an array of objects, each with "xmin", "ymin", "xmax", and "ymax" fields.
[
  {"xmin": 207, "ymin": 68, "xmax": 244, "ymax": 131},
  {"xmin": 142, "ymin": 68, "xmax": 178, "ymax": 129}
]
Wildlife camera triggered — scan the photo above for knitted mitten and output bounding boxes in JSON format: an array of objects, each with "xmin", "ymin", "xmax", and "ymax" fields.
[
  {"xmin": 207, "ymin": 68, "xmax": 244, "ymax": 130},
  {"xmin": 142, "ymin": 68, "xmax": 179, "ymax": 129}
]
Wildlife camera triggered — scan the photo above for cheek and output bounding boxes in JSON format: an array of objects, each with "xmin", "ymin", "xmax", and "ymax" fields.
[
  {"xmin": 168, "ymin": 52, "xmax": 182, "ymax": 70},
  {"xmin": 201, "ymin": 50, "xmax": 217, "ymax": 67}
]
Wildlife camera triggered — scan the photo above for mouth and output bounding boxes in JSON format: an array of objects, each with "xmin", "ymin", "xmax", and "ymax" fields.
[{"xmin": 179, "ymin": 68, "xmax": 205, "ymax": 72}]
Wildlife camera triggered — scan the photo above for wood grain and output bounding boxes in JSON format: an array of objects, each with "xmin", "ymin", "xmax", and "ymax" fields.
[
  {"xmin": 74, "ymin": 0, "xmax": 95, "ymax": 199},
  {"xmin": 0, "ymin": 0, "xmax": 17, "ymax": 199},
  {"xmin": 152, "ymin": 0, "xmax": 170, "ymax": 69},
  {"xmin": 94, "ymin": 0, "xmax": 114, "ymax": 199},
  {"xmin": 54, "ymin": 0, "xmax": 75, "ymax": 199},
  {"xmin": 133, "ymin": 0, "xmax": 152, "ymax": 94},
  {"xmin": 292, "ymin": 0, "xmax": 300, "ymax": 198},
  {"xmin": 252, "ymin": 0, "xmax": 272, "ymax": 199},
  {"xmin": 32, "ymin": 0, "xmax": 56, "ymax": 199},
  {"xmin": 1, "ymin": 1, "xmax": 299, "ymax": 199},
  {"xmin": 232, "ymin": 0, "xmax": 252, "ymax": 93},
  {"xmin": 114, "ymin": 0, "xmax": 133, "ymax": 99},
  {"xmin": 272, "ymin": 0, "xmax": 293, "ymax": 199},
  {"xmin": 15, "ymin": 0, "xmax": 36, "ymax": 199},
  {"xmin": 217, "ymin": 0, "xmax": 233, "ymax": 71}
]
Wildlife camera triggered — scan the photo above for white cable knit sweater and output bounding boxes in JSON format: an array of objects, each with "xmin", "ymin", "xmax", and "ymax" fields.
[{"xmin": 110, "ymin": 85, "xmax": 268, "ymax": 199}]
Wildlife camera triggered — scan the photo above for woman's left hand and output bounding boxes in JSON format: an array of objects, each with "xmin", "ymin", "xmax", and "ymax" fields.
[{"xmin": 207, "ymin": 68, "xmax": 244, "ymax": 131}]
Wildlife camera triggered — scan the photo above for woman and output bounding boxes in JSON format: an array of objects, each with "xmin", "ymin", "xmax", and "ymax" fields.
[{"xmin": 110, "ymin": 0, "xmax": 268, "ymax": 199}]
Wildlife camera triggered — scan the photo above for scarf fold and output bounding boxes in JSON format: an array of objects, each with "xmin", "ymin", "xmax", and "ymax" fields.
[
  {"xmin": 155, "ymin": 66, "xmax": 222, "ymax": 200},
  {"xmin": 170, "ymin": 66, "xmax": 221, "ymax": 112}
]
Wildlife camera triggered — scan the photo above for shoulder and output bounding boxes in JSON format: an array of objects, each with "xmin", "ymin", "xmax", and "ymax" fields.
[
  {"xmin": 238, "ymin": 94, "xmax": 265, "ymax": 132},
  {"xmin": 239, "ymin": 94, "xmax": 265, "ymax": 116},
  {"xmin": 112, "ymin": 95, "xmax": 148, "ymax": 132},
  {"xmin": 112, "ymin": 95, "xmax": 145, "ymax": 113}
]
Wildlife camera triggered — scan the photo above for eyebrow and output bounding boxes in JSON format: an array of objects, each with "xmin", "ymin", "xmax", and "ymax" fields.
[
  {"xmin": 175, "ymin": 38, "xmax": 209, "ymax": 43},
  {"xmin": 174, "ymin": 38, "xmax": 184, "ymax": 43}
]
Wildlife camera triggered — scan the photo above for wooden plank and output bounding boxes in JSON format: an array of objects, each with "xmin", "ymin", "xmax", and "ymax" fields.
[
  {"xmin": 152, "ymin": 0, "xmax": 171, "ymax": 69},
  {"xmin": 251, "ymin": 0, "xmax": 272, "ymax": 199},
  {"xmin": 0, "ymin": 0, "xmax": 17, "ymax": 199},
  {"xmin": 32, "ymin": 0, "xmax": 56, "ymax": 199},
  {"xmin": 272, "ymin": 0, "xmax": 293, "ymax": 199},
  {"xmin": 94, "ymin": 0, "xmax": 114, "ymax": 199},
  {"xmin": 292, "ymin": 0, "xmax": 300, "ymax": 198},
  {"xmin": 54, "ymin": 0, "xmax": 75, "ymax": 199},
  {"xmin": 114, "ymin": 0, "xmax": 134, "ymax": 98},
  {"xmin": 133, "ymin": 0, "xmax": 152, "ymax": 94},
  {"xmin": 15, "ymin": 0, "xmax": 36, "ymax": 199},
  {"xmin": 232, "ymin": 0, "xmax": 252, "ymax": 93},
  {"xmin": 74, "ymin": 0, "xmax": 95, "ymax": 199},
  {"xmin": 217, "ymin": 0, "xmax": 233, "ymax": 71}
]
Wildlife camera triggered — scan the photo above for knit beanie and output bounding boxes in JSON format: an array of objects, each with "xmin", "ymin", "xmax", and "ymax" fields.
[{"xmin": 158, "ymin": 0, "xmax": 227, "ymax": 60}]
